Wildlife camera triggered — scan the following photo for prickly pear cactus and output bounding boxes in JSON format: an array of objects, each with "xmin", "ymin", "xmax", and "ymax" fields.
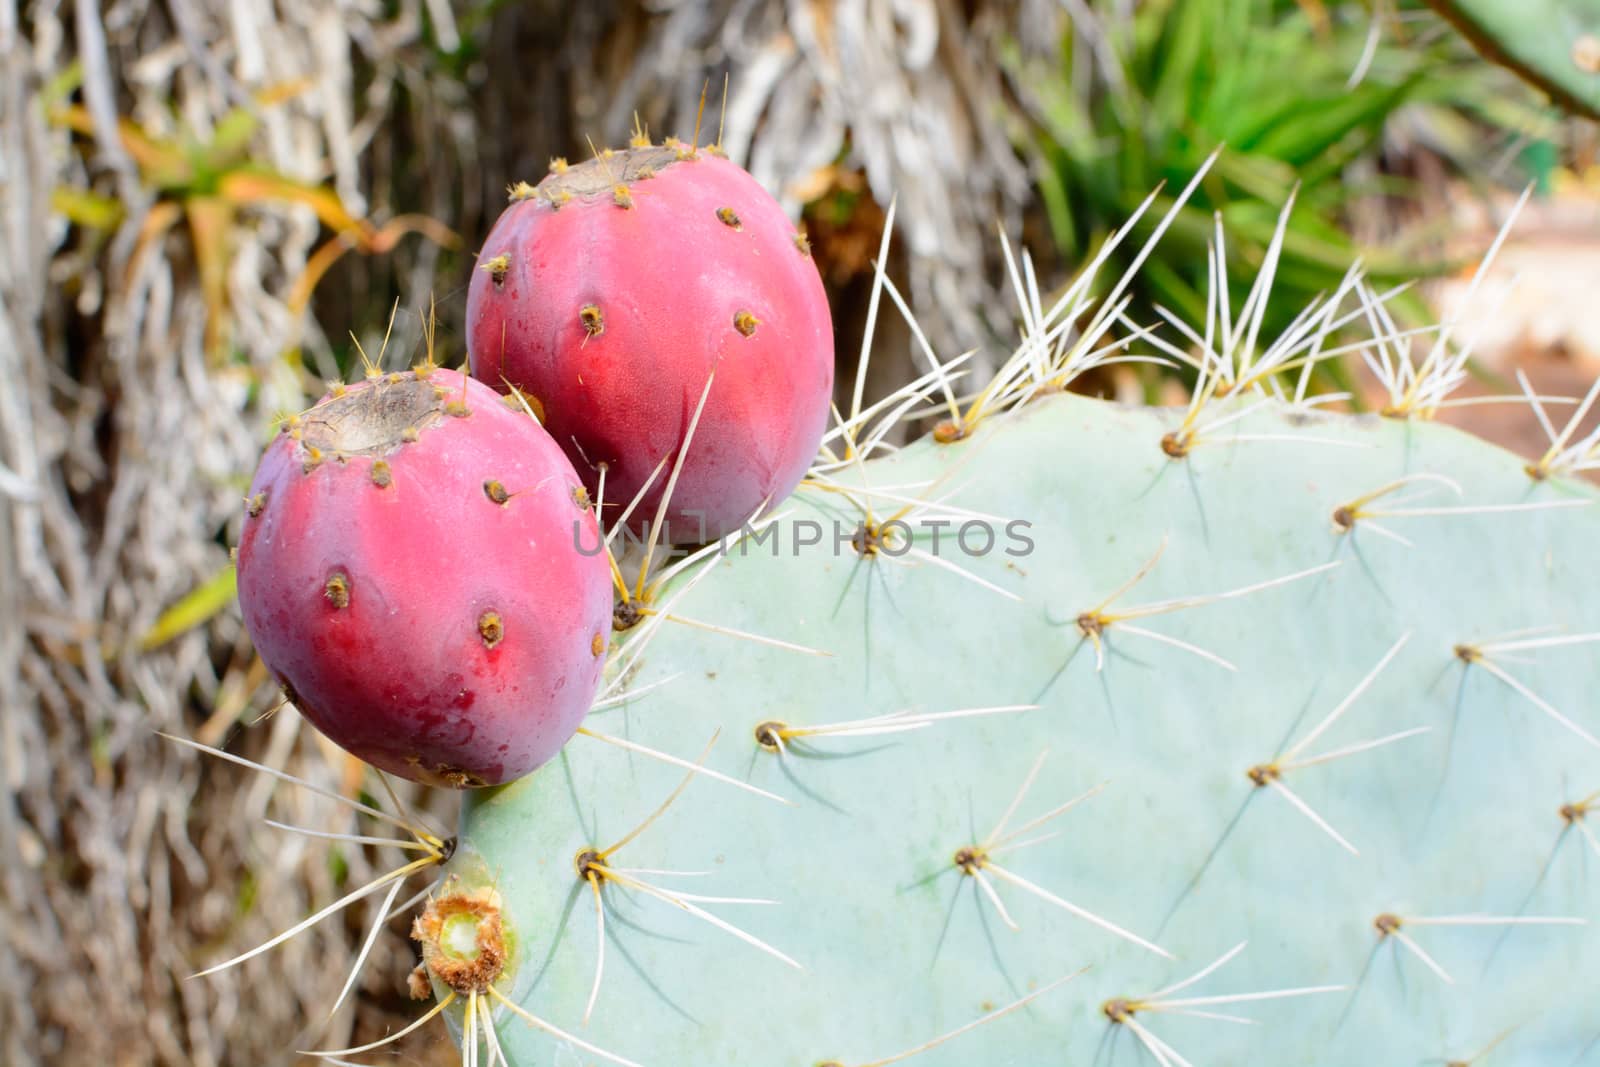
[
  {"xmin": 198, "ymin": 168, "xmax": 1600, "ymax": 1067},
  {"xmin": 424, "ymin": 387, "xmax": 1600, "ymax": 1066}
]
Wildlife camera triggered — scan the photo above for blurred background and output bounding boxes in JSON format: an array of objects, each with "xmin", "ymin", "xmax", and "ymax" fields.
[{"xmin": 3, "ymin": 1, "xmax": 1599, "ymax": 1063}]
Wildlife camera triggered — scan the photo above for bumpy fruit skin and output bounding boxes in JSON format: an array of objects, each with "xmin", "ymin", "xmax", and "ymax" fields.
[
  {"xmin": 236, "ymin": 369, "xmax": 611, "ymax": 788},
  {"xmin": 466, "ymin": 145, "xmax": 834, "ymax": 542}
]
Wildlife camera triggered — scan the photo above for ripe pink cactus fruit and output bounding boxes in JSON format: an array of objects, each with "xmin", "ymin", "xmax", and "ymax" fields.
[
  {"xmin": 466, "ymin": 143, "xmax": 834, "ymax": 542},
  {"xmin": 236, "ymin": 368, "xmax": 612, "ymax": 788}
]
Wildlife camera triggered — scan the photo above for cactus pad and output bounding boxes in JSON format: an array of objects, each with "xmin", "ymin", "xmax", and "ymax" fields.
[{"xmin": 432, "ymin": 389, "xmax": 1600, "ymax": 1065}]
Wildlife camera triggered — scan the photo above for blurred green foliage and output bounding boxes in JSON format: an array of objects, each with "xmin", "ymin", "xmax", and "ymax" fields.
[{"xmin": 1019, "ymin": 0, "xmax": 1559, "ymax": 386}]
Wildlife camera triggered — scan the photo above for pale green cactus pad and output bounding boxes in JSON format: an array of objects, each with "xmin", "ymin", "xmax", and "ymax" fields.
[
  {"xmin": 435, "ymin": 389, "xmax": 1600, "ymax": 1067},
  {"xmin": 1429, "ymin": 0, "xmax": 1600, "ymax": 117}
]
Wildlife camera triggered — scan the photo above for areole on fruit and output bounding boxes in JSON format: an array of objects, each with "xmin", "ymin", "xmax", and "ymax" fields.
[
  {"xmin": 235, "ymin": 367, "xmax": 612, "ymax": 788},
  {"xmin": 466, "ymin": 140, "xmax": 834, "ymax": 543}
]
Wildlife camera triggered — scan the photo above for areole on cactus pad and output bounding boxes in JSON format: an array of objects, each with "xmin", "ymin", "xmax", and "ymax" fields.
[
  {"xmin": 465, "ymin": 140, "xmax": 834, "ymax": 543},
  {"xmin": 235, "ymin": 367, "xmax": 612, "ymax": 788}
]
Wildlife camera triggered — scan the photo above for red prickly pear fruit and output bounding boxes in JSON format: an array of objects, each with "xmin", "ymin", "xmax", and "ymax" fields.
[
  {"xmin": 466, "ymin": 145, "xmax": 834, "ymax": 543},
  {"xmin": 235, "ymin": 368, "xmax": 611, "ymax": 788}
]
